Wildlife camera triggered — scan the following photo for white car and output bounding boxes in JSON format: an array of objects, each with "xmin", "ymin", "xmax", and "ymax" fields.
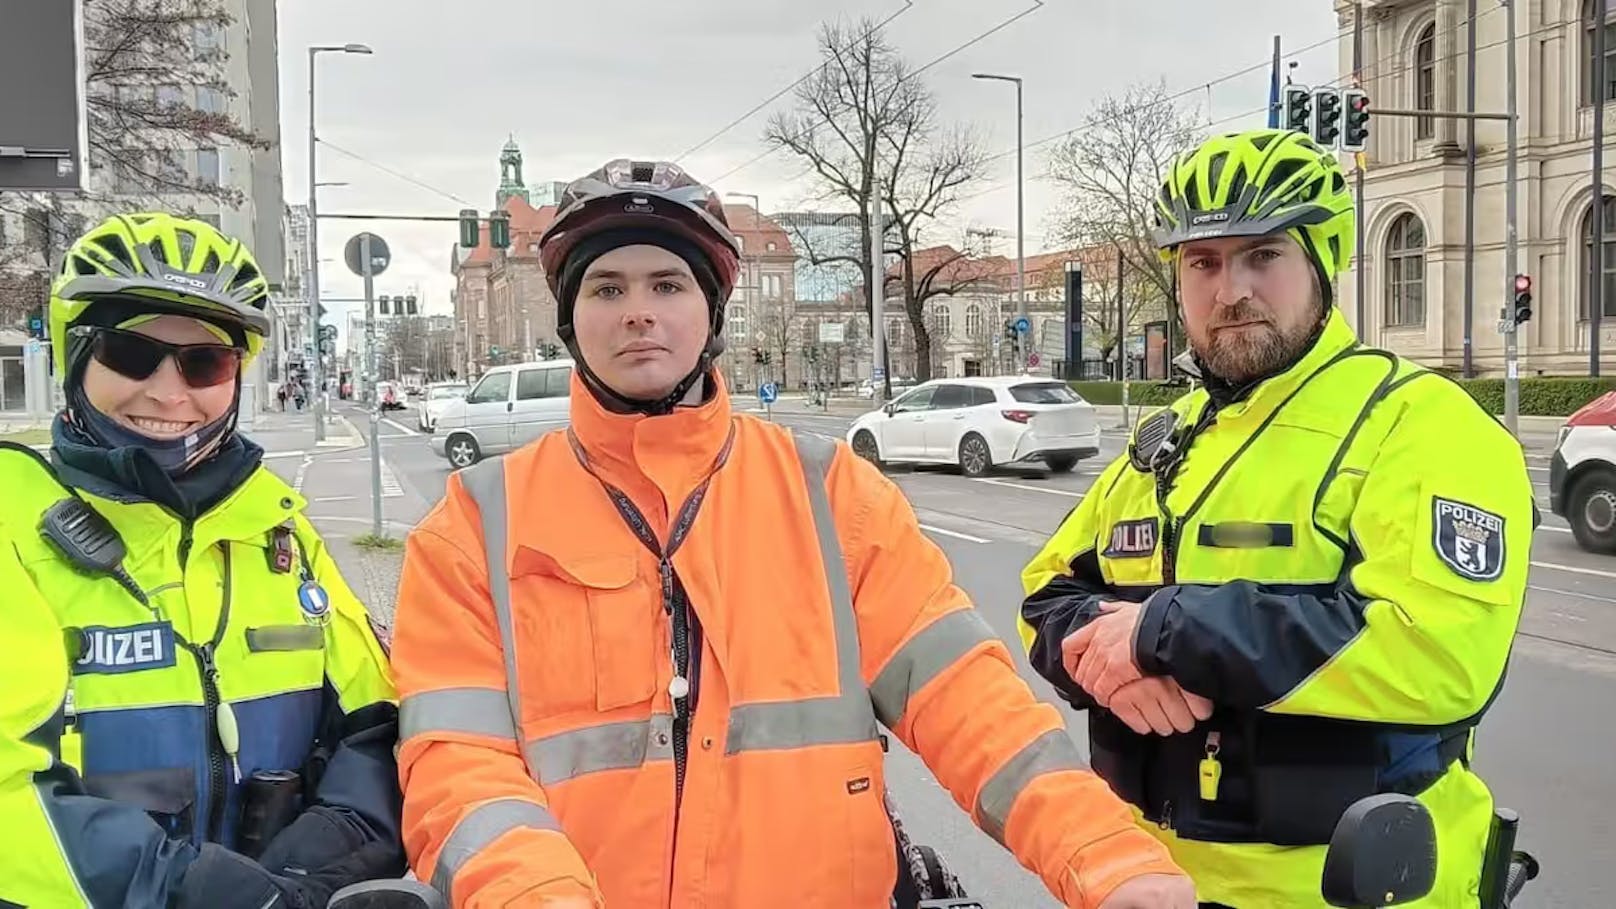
[
  {"xmin": 1549, "ymin": 390, "xmax": 1616, "ymax": 554},
  {"xmin": 431, "ymin": 359, "xmax": 574, "ymax": 468},
  {"xmin": 846, "ymin": 376, "xmax": 1101, "ymax": 477},
  {"xmin": 416, "ymin": 381, "xmax": 469, "ymax": 432}
]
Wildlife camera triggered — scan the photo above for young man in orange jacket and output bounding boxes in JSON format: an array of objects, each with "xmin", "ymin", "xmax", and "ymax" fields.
[{"xmin": 390, "ymin": 159, "xmax": 1195, "ymax": 909}]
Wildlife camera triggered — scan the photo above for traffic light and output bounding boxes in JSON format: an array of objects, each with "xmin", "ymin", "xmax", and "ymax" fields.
[
  {"xmin": 1512, "ymin": 274, "xmax": 1533, "ymax": 325},
  {"xmin": 404, "ymin": 294, "xmax": 418, "ymax": 316},
  {"xmin": 1283, "ymin": 85, "xmax": 1313, "ymax": 134},
  {"xmin": 489, "ymin": 210, "xmax": 511, "ymax": 249},
  {"xmin": 1312, "ymin": 88, "xmax": 1342, "ymax": 148},
  {"xmin": 1342, "ymin": 89, "xmax": 1371, "ymax": 151},
  {"xmin": 378, "ymin": 294, "xmax": 391, "ymax": 316},
  {"xmin": 751, "ymin": 347, "xmax": 762, "ymax": 364},
  {"xmin": 458, "ymin": 209, "xmax": 479, "ymax": 248}
]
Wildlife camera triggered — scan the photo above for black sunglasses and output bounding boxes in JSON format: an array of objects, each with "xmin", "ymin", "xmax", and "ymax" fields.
[{"xmin": 84, "ymin": 327, "xmax": 244, "ymax": 388}]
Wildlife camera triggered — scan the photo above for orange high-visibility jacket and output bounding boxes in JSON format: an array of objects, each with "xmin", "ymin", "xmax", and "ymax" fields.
[{"xmin": 391, "ymin": 374, "xmax": 1179, "ymax": 908}]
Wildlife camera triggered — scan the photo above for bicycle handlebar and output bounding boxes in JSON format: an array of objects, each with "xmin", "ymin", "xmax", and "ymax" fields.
[{"xmin": 1503, "ymin": 852, "xmax": 1539, "ymax": 907}]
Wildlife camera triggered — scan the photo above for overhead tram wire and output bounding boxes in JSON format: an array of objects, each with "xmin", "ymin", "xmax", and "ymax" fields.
[
  {"xmin": 954, "ymin": 3, "xmax": 1511, "ymax": 205},
  {"xmin": 712, "ymin": 0, "xmax": 1048, "ymax": 184},
  {"xmin": 674, "ymin": 1, "xmax": 918, "ymax": 164}
]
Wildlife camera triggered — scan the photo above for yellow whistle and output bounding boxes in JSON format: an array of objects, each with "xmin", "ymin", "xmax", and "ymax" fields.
[
  {"xmin": 1199, "ymin": 730, "xmax": 1223, "ymax": 801},
  {"xmin": 1198, "ymin": 756, "xmax": 1222, "ymax": 801}
]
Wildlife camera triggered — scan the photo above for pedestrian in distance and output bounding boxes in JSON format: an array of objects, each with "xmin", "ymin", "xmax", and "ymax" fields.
[
  {"xmin": 1020, "ymin": 128, "xmax": 1536, "ymax": 908},
  {"xmin": 390, "ymin": 159, "xmax": 1197, "ymax": 909},
  {"xmin": 0, "ymin": 212, "xmax": 406, "ymax": 908}
]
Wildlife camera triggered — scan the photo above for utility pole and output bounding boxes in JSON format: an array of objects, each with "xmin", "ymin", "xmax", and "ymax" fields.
[
  {"xmin": 1503, "ymin": 0, "xmax": 1522, "ymax": 432},
  {"xmin": 360, "ymin": 234, "xmax": 383, "ymax": 539},
  {"xmin": 1463, "ymin": 0, "xmax": 1478, "ymax": 376},
  {"xmin": 1594, "ymin": 0, "xmax": 1608, "ymax": 376},
  {"xmin": 869, "ymin": 178, "xmax": 888, "ymax": 404},
  {"xmin": 1353, "ymin": 4, "xmax": 1367, "ymax": 338},
  {"xmin": 1116, "ymin": 245, "xmax": 1130, "ymax": 428}
]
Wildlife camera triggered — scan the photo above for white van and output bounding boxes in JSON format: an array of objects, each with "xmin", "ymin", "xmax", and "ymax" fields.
[{"xmin": 429, "ymin": 359, "xmax": 574, "ymax": 468}]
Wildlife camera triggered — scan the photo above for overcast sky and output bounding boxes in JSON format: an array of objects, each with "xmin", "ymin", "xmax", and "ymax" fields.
[{"xmin": 276, "ymin": 0, "xmax": 1339, "ymax": 336}]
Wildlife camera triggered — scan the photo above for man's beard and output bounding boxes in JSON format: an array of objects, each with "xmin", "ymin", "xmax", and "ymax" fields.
[{"xmin": 1194, "ymin": 300, "xmax": 1319, "ymax": 386}]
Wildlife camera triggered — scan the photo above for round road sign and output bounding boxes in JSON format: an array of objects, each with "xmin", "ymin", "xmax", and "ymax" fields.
[
  {"xmin": 1027, "ymin": 352, "xmax": 1041, "ymax": 368},
  {"xmin": 344, "ymin": 232, "xmax": 391, "ymax": 277}
]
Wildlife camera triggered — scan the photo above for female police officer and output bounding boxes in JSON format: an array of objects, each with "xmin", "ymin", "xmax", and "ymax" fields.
[{"xmin": 0, "ymin": 213, "xmax": 403, "ymax": 908}]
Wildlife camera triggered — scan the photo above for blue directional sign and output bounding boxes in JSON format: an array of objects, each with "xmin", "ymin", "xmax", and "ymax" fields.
[
  {"xmin": 758, "ymin": 382, "xmax": 779, "ymax": 405},
  {"xmin": 1013, "ymin": 316, "xmax": 1031, "ymax": 334}
]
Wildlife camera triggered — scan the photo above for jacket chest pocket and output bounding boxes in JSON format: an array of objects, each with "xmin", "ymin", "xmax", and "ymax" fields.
[{"xmin": 511, "ymin": 550, "xmax": 662, "ymax": 718}]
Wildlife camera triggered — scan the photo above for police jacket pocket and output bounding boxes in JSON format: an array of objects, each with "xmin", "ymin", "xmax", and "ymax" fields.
[
  {"xmin": 511, "ymin": 548, "xmax": 659, "ymax": 715},
  {"xmin": 84, "ymin": 765, "xmax": 197, "ymax": 839},
  {"xmin": 1249, "ymin": 714, "xmax": 1378, "ymax": 846}
]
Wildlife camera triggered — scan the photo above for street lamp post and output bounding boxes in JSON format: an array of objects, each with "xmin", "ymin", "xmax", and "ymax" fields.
[
  {"xmin": 973, "ymin": 73, "xmax": 1026, "ymax": 365},
  {"xmin": 307, "ymin": 43, "xmax": 371, "ymax": 441},
  {"xmin": 726, "ymin": 192, "xmax": 763, "ymax": 384}
]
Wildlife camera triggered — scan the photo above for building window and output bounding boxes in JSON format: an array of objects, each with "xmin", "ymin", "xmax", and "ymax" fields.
[
  {"xmin": 763, "ymin": 273, "xmax": 783, "ymax": 299},
  {"xmin": 931, "ymin": 303, "xmax": 951, "ymax": 341},
  {"xmin": 195, "ymin": 213, "xmax": 222, "ymax": 229},
  {"xmin": 965, "ymin": 303, "xmax": 983, "ymax": 339},
  {"xmin": 1581, "ymin": 195, "xmax": 1616, "ymax": 319},
  {"xmin": 197, "ymin": 148, "xmax": 220, "ymax": 187},
  {"xmin": 197, "ymin": 86, "xmax": 225, "ymax": 114},
  {"xmin": 766, "ymin": 241, "xmax": 777, "ymax": 252},
  {"xmin": 1587, "ymin": 0, "xmax": 1616, "ymax": 105},
  {"xmin": 157, "ymin": 84, "xmax": 184, "ymax": 108},
  {"xmin": 1384, "ymin": 213, "xmax": 1426, "ymax": 327},
  {"xmin": 1414, "ymin": 23, "xmax": 1436, "ymax": 140}
]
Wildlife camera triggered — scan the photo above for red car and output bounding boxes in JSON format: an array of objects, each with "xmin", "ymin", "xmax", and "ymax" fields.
[{"xmin": 1549, "ymin": 391, "xmax": 1616, "ymax": 554}]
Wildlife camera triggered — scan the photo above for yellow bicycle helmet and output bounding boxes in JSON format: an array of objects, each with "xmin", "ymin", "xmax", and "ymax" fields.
[
  {"xmin": 1152, "ymin": 128, "xmax": 1355, "ymax": 302},
  {"xmin": 49, "ymin": 212, "xmax": 271, "ymax": 374}
]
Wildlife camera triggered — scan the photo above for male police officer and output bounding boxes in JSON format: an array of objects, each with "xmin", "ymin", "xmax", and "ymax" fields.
[{"xmin": 1019, "ymin": 128, "xmax": 1535, "ymax": 908}]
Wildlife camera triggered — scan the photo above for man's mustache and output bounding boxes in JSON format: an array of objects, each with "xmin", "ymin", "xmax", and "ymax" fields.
[{"xmin": 1210, "ymin": 302, "xmax": 1271, "ymax": 329}]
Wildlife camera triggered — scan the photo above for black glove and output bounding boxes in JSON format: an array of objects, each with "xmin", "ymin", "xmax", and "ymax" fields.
[
  {"xmin": 177, "ymin": 842, "xmax": 405, "ymax": 909},
  {"xmin": 257, "ymin": 806, "xmax": 404, "ymax": 878}
]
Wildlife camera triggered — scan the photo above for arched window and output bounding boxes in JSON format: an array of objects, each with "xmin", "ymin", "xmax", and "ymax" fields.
[
  {"xmin": 1384, "ymin": 213, "xmax": 1426, "ymax": 327},
  {"xmin": 1414, "ymin": 23, "xmax": 1436, "ymax": 140},
  {"xmin": 931, "ymin": 303, "xmax": 951, "ymax": 341},
  {"xmin": 965, "ymin": 303, "xmax": 983, "ymax": 339},
  {"xmin": 1587, "ymin": 0, "xmax": 1616, "ymax": 105},
  {"xmin": 1581, "ymin": 195, "xmax": 1616, "ymax": 320}
]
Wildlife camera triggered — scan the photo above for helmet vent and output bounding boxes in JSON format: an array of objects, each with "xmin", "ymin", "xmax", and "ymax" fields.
[
  {"xmin": 1268, "ymin": 159, "xmax": 1304, "ymax": 196},
  {"xmin": 176, "ymin": 229, "xmax": 196, "ymax": 264},
  {"xmin": 147, "ymin": 238, "xmax": 167, "ymax": 266},
  {"xmin": 1251, "ymin": 132, "xmax": 1278, "ymax": 151},
  {"xmin": 232, "ymin": 260, "xmax": 260, "ymax": 290},
  {"xmin": 201, "ymin": 250, "xmax": 222, "ymax": 276},
  {"xmin": 98, "ymin": 234, "xmax": 133, "ymax": 268},
  {"xmin": 632, "ymin": 163, "xmax": 654, "ymax": 183}
]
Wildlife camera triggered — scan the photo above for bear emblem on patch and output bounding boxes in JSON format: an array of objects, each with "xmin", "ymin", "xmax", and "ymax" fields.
[{"xmin": 1432, "ymin": 498, "xmax": 1505, "ymax": 582}]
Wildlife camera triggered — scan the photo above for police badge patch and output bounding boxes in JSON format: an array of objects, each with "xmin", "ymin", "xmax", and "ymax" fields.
[
  {"xmin": 1103, "ymin": 517, "xmax": 1159, "ymax": 559},
  {"xmin": 1433, "ymin": 498, "xmax": 1505, "ymax": 582}
]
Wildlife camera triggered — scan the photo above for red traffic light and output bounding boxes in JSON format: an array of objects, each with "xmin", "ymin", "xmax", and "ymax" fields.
[
  {"xmin": 1514, "ymin": 274, "xmax": 1532, "ymax": 293},
  {"xmin": 1349, "ymin": 93, "xmax": 1370, "ymax": 113}
]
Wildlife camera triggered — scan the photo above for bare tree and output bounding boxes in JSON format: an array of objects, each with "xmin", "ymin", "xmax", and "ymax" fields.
[
  {"xmin": 0, "ymin": 0, "xmax": 269, "ymax": 327},
  {"xmin": 765, "ymin": 18, "xmax": 985, "ymax": 385},
  {"xmin": 1044, "ymin": 79, "xmax": 1202, "ymax": 336}
]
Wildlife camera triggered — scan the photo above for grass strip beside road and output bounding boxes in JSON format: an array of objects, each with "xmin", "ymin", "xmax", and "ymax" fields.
[{"xmin": 0, "ymin": 429, "xmax": 50, "ymax": 446}]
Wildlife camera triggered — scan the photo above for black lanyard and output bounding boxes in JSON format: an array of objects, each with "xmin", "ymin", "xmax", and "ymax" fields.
[{"xmin": 564, "ymin": 423, "xmax": 737, "ymax": 800}]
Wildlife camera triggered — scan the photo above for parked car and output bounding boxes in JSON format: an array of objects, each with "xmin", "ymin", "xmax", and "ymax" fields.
[
  {"xmin": 430, "ymin": 359, "xmax": 574, "ymax": 468},
  {"xmin": 1549, "ymin": 390, "xmax": 1616, "ymax": 554},
  {"xmin": 416, "ymin": 380, "xmax": 469, "ymax": 432},
  {"xmin": 846, "ymin": 376, "xmax": 1100, "ymax": 477}
]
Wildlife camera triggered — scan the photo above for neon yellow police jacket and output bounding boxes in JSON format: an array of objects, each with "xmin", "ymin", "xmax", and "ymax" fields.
[
  {"xmin": 1019, "ymin": 310, "xmax": 1534, "ymax": 908},
  {"xmin": 0, "ymin": 441, "xmax": 398, "ymax": 908}
]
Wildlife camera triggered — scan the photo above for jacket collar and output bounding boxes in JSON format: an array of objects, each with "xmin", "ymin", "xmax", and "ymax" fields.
[
  {"xmin": 1196, "ymin": 309, "xmax": 1358, "ymax": 417},
  {"xmin": 566, "ymin": 369, "xmax": 735, "ymax": 499}
]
